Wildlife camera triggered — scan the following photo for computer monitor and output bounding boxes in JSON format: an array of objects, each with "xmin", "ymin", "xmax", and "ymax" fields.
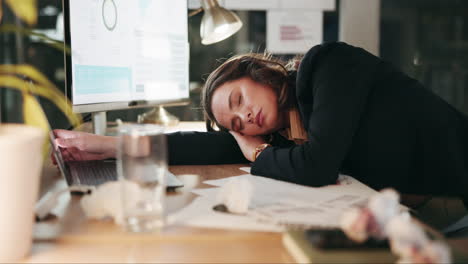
[{"xmin": 63, "ymin": 0, "xmax": 189, "ymax": 134}]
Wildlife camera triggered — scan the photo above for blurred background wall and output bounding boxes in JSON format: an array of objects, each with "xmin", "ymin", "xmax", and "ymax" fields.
[{"xmin": 2, "ymin": 0, "xmax": 467, "ymax": 128}]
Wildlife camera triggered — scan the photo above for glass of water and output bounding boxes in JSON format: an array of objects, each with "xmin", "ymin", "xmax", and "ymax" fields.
[{"xmin": 117, "ymin": 124, "xmax": 167, "ymax": 233}]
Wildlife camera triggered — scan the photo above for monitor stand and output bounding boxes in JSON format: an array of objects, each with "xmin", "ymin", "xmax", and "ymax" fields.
[
  {"xmin": 137, "ymin": 106, "xmax": 179, "ymax": 126},
  {"xmin": 91, "ymin": 105, "xmax": 182, "ymax": 136},
  {"xmin": 92, "ymin": 111, "xmax": 107, "ymax": 135}
]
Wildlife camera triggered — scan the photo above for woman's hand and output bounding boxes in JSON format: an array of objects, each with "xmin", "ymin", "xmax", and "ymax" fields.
[
  {"xmin": 52, "ymin": 129, "xmax": 117, "ymax": 162},
  {"xmin": 229, "ymin": 131, "xmax": 268, "ymax": 162}
]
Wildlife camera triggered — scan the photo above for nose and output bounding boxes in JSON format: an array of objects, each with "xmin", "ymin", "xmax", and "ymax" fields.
[{"xmin": 241, "ymin": 111, "xmax": 254, "ymax": 124}]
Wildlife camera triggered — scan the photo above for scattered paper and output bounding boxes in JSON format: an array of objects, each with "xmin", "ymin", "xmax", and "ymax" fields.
[
  {"xmin": 190, "ymin": 187, "xmax": 218, "ymax": 197},
  {"xmin": 173, "ymin": 173, "xmax": 381, "ymax": 232},
  {"xmin": 239, "ymin": 167, "xmax": 251, "ymax": 173},
  {"xmin": 169, "ymin": 196, "xmax": 283, "ymax": 232}
]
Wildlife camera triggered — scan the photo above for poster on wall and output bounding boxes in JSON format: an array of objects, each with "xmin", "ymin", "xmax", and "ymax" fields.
[{"xmin": 266, "ymin": 10, "xmax": 323, "ymax": 54}]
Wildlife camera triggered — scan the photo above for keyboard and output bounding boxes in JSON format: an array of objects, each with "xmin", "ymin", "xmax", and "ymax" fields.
[
  {"xmin": 68, "ymin": 160, "xmax": 117, "ymax": 186},
  {"xmin": 66, "ymin": 160, "xmax": 184, "ymax": 189}
]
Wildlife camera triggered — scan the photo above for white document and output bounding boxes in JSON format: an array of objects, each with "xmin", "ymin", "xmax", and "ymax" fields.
[
  {"xmin": 190, "ymin": 187, "xmax": 219, "ymax": 197},
  {"xmin": 267, "ymin": 10, "xmax": 323, "ymax": 54},
  {"xmin": 239, "ymin": 167, "xmax": 251, "ymax": 173},
  {"xmin": 170, "ymin": 173, "xmax": 379, "ymax": 232},
  {"xmin": 169, "ymin": 195, "xmax": 283, "ymax": 232},
  {"xmin": 205, "ymin": 174, "xmax": 376, "ymax": 228}
]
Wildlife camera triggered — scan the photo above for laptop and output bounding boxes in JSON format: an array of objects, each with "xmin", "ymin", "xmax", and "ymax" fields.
[{"xmin": 49, "ymin": 131, "xmax": 183, "ymax": 190}]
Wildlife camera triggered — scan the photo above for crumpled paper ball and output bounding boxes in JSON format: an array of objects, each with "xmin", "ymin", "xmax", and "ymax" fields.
[
  {"xmin": 395, "ymin": 241, "xmax": 451, "ymax": 264},
  {"xmin": 368, "ymin": 189, "xmax": 400, "ymax": 225},
  {"xmin": 386, "ymin": 212, "xmax": 429, "ymax": 255},
  {"xmin": 80, "ymin": 180, "xmax": 141, "ymax": 225},
  {"xmin": 340, "ymin": 189, "xmax": 452, "ymax": 264},
  {"xmin": 416, "ymin": 241, "xmax": 451, "ymax": 264},
  {"xmin": 341, "ymin": 188, "xmax": 400, "ymax": 241},
  {"xmin": 386, "ymin": 213, "xmax": 451, "ymax": 264},
  {"xmin": 216, "ymin": 177, "xmax": 253, "ymax": 214},
  {"xmin": 368, "ymin": 188, "xmax": 401, "ymax": 237},
  {"xmin": 340, "ymin": 207, "xmax": 371, "ymax": 242}
]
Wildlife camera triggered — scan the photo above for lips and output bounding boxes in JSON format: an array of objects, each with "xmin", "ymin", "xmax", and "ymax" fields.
[{"xmin": 255, "ymin": 110, "xmax": 263, "ymax": 127}]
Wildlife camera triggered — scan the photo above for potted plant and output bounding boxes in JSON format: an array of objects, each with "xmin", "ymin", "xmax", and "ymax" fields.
[
  {"xmin": 0, "ymin": 0, "xmax": 81, "ymax": 261},
  {"xmin": 0, "ymin": 0, "xmax": 80, "ymax": 130}
]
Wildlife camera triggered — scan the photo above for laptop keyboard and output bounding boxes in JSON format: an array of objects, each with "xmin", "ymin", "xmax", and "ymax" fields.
[
  {"xmin": 68, "ymin": 160, "xmax": 117, "ymax": 186},
  {"xmin": 66, "ymin": 160, "xmax": 184, "ymax": 189}
]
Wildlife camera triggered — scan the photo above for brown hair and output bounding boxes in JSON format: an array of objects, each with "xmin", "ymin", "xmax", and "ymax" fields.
[{"xmin": 201, "ymin": 53, "xmax": 298, "ymax": 131}]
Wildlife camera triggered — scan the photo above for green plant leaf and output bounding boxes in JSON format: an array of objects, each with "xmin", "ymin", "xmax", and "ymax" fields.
[
  {"xmin": 1, "ymin": 64, "xmax": 57, "ymax": 89},
  {"xmin": 0, "ymin": 65, "xmax": 82, "ymax": 128},
  {"xmin": 22, "ymin": 91, "xmax": 50, "ymax": 157},
  {"xmin": 5, "ymin": 0, "xmax": 37, "ymax": 26},
  {"xmin": 23, "ymin": 91, "xmax": 49, "ymax": 131},
  {"xmin": 0, "ymin": 24, "xmax": 70, "ymax": 54}
]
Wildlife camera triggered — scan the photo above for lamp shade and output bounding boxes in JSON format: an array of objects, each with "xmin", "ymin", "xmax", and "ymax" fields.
[{"xmin": 200, "ymin": 0, "xmax": 243, "ymax": 45}]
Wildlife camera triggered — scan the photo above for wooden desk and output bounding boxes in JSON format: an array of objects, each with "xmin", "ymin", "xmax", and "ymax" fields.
[
  {"xmin": 26, "ymin": 122, "xmax": 468, "ymax": 263},
  {"xmin": 29, "ymin": 164, "xmax": 294, "ymax": 263},
  {"xmin": 27, "ymin": 122, "xmax": 294, "ymax": 263}
]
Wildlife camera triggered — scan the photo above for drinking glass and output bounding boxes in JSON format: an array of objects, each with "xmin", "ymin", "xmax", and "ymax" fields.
[{"xmin": 117, "ymin": 124, "xmax": 167, "ymax": 232}]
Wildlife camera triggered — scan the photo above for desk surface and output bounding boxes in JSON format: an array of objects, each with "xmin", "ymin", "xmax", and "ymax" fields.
[
  {"xmin": 27, "ymin": 122, "xmax": 468, "ymax": 263},
  {"xmin": 27, "ymin": 122, "xmax": 294, "ymax": 263},
  {"xmin": 30, "ymin": 163, "xmax": 294, "ymax": 263}
]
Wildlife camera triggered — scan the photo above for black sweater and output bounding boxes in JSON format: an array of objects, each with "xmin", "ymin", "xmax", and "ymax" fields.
[{"xmin": 167, "ymin": 42, "xmax": 468, "ymax": 197}]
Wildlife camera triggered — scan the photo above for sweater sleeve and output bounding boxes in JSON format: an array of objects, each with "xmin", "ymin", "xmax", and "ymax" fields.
[
  {"xmin": 251, "ymin": 42, "xmax": 381, "ymax": 186},
  {"xmin": 167, "ymin": 131, "xmax": 248, "ymax": 165}
]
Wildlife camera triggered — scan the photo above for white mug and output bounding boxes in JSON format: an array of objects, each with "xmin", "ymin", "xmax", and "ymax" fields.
[{"xmin": 0, "ymin": 124, "xmax": 45, "ymax": 262}]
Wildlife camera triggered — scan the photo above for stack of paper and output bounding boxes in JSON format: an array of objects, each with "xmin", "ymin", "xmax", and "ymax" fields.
[{"xmin": 168, "ymin": 168, "xmax": 378, "ymax": 232}]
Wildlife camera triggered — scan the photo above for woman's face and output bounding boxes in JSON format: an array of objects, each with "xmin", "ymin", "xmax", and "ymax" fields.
[{"xmin": 211, "ymin": 77, "xmax": 285, "ymax": 136}]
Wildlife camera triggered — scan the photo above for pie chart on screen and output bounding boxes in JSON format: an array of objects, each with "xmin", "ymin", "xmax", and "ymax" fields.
[{"xmin": 102, "ymin": 0, "xmax": 117, "ymax": 31}]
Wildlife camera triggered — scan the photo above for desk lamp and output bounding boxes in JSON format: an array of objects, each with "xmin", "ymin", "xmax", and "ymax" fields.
[
  {"xmin": 199, "ymin": 0, "xmax": 243, "ymax": 45},
  {"xmin": 139, "ymin": 0, "xmax": 243, "ymax": 125}
]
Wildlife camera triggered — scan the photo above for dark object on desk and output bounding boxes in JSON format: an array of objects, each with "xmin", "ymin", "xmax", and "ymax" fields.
[
  {"xmin": 213, "ymin": 204, "xmax": 229, "ymax": 213},
  {"xmin": 283, "ymin": 229, "xmax": 396, "ymax": 263},
  {"xmin": 212, "ymin": 204, "xmax": 247, "ymax": 216},
  {"xmin": 307, "ymin": 229, "xmax": 389, "ymax": 249}
]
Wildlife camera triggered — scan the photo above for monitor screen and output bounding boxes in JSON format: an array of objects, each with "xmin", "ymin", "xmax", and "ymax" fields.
[{"xmin": 63, "ymin": 0, "xmax": 189, "ymax": 113}]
